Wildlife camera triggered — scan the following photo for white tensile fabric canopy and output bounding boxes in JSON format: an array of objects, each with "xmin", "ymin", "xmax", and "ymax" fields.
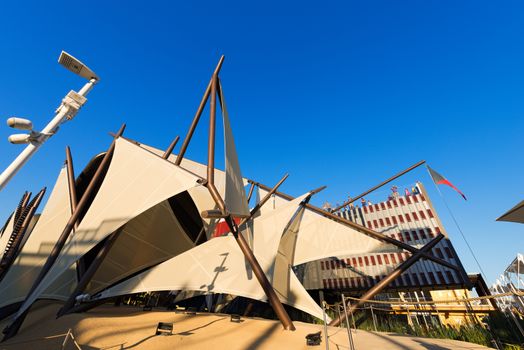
[
  {"xmin": 220, "ymin": 82, "xmax": 250, "ymax": 218},
  {"xmin": 258, "ymin": 188, "xmax": 400, "ymax": 266},
  {"xmin": 95, "ymin": 194, "xmax": 329, "ymax": 321},
  {"xmin": 86, "ymin": 199, "xmax": 198, "ymax": 294},
  {"xmin": 0, "ymin": 167, "xmax": 77, "ymax": 309},
  {"xmin": 13, "ymin": 138, "xmax": 201, "ymax": 319}
]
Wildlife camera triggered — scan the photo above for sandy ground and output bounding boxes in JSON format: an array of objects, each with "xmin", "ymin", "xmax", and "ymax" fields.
[{"xmin": 0, "ymin": 302, "xmax": 491, "ymax": 350}]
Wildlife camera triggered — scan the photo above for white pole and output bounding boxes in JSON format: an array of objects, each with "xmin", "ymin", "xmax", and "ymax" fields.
[{"xmin": 0, "ymin": 79, "xmax": 96, "ymax": 191}]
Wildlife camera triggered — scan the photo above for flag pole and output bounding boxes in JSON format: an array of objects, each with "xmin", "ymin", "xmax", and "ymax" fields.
[{"xmin": 425, "ymin": 165, "xmax": 486, "ymax": 278}]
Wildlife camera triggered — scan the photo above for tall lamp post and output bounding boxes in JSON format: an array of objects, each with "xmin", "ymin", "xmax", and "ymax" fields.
[{"xmin": 0, "ymin": 51, "xmax": 99, "ymax": 191}]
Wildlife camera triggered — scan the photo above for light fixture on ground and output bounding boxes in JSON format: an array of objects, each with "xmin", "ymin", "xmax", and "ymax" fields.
[{"xmin": 0, "ymin": 51, "xmax": 99, "ymax": 191}]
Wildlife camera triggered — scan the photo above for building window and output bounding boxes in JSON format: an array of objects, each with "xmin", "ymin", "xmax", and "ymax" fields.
[
  {"xmin": 385, "ymin": 217, "xmax": 391, "ymax": 226},
  {"xmin": 419, "ymin": 229, "xmax": 426, "ymax": 240},
  {"xmin": 383, "ymin": 254, "xmax": 389, "ymax": 264},
  {"xmin": 412, "ymin": 212, "xmax": 418, "ymax": 221},
  {"xmin": 398, "ymin": 215, "xmax": 405, "ymax": 223},
  {"xmin": 380, "ymin": 203, "xmax": 386, "ymax": 210},
  {"xmin": 427, "ymin": 209, "xmax": 434, "ymax": 218},
  {"xmin": 419, "ymin": 210, "xmax": 426, "ymax": 219},
  {"xmin": 373, "ymin": 220, "xmax": 378, "ymax": 228},
  {"xmin": 435, "ymin": 248, "xmax": 444, "ymax": 259},
  {"xmin": 370, "ymin": 256, "xmax": 376, "ymax": 265},
  {"xmin": 399, "ymin": 198, "xmax": 405, "ymax": 206},
  {"xmin": 405, "ymin": 196, "xmax": 411, "ymax": 204},
  {"xmin": 377, "ymin": 255, "xmax": 382, "ymax": 265},
  {"xmin": 364, "ymin": 256, "xmax": 370, "ymax": 266},
  {"xmin": 387, "ymin": 201, "xmax": 392, "ymax": 209},
  {"xmin": 392, "ymin": 216, "xmax": 398, "ymax": 225},
  {"xmin": 379, "ymin": 218, "xmax": 384, "ymax": 227},
  {"xmin": 411, "ymin": 230, "xmax": 419, "ymax": 240},
  {"xmin": 444, "ymin": 247, "xmax": 453, "ymax": 259},
  {"xmin": 405, "ymin": 213, "xmax": 411, "ymax": 222},
  {"xmin": 420, "ymin": 273, "xmax": 428, "ymax": 285},
  {"xmin": 390, "ymin": 254, "xmax": 397, "ymax": 264}
]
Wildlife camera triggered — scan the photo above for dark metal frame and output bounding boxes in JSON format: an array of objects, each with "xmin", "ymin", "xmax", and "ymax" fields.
[
  {"xmin": 329, "ymin": 234, "xmax": 445, "ymax": 326},
  {"xmin": 174, "ymin": 57, "xmax": 296, "ymax": 330}
]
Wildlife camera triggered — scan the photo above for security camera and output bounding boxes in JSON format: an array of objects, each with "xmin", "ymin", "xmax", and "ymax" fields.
[
  {"xmin": 8, "ymin": 134, "xmax": 31, "ymax": 144},
  {"xmin": 7, "ymin": 118, "xmax": 33, "ymax": 131}
]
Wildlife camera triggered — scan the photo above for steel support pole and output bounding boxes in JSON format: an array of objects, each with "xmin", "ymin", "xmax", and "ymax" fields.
[
  {"xmin": 341, "ymin": 294, "xmax": 355, "ymax": 350},
  {"xmin": 57, "ymin": 227, "xmax": 124, "ymax": 317},
  {"xmin": 202, "ymin": 74, "xmax": 294, "ymax": 329},
  {"xmin": 250, "ymin": 181, "xmax": 459, "ymax": 272},
  {"xmin": 65, "ymin": 146, "xmax": 77, "ymax": 214},
  {"xmin": 224, "ymin": 215, "xmax": 295, "ymax": 330},
  {"xmin": 0, "ymin": 79, "xmax": 97, "ymax": 192},
  {"xmin": 329, "ymin": 234, "xmax": 444, "ymax": 327},
  {"xmin": 332, "ymin": 160, "xmax": 426, "ymax": 213},
  {"xmin": 2, "ymin": 124, "xmax": 126, "ymax": 341},
  {"xmin": 206, "ymin": 75, "xmax": 226, "ymax": 213},
  {"xmin": 162, "ymin": 136, "xmax": 180, "ymax": 160},
  {"xmin": 175, "ymin": 56, "xmax": 225, "ymax": 166},
  {"xmin": 319, "ymin": 291, "xmax": 330, "ymax": 350},
  {"xmin": 246, "ymin": 182, "xmax": 255, "ymax": 203}
]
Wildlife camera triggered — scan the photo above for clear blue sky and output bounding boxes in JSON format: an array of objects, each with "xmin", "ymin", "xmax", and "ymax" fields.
[{"xmin": 0, "ymin": 1, "xmax": 522, "ymax": 285}]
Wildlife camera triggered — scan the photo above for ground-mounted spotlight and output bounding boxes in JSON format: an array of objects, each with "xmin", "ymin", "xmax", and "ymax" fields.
[
  {"xmin": 306, "ymin": 331, "xmax": 322, "ymax": 346},
  {"xmin": 0, "ymin": 51, "xmax": 100, "ymax": 191},
  {"xmin": 155, "ymin": 322, "xmax": 173, "ymax": 336}
]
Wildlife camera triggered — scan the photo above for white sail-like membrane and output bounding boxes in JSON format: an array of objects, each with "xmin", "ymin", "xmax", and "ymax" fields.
[
  {"xmin": 96, "ymin": 194, "xmax": 328, "ymax": 321},
  {"xmin": 13, "ymin": 138, "xmax": 201, "ymax": 319},
  {"xmin": 86, "ymin": 200, "xmax": 196, "ymax": 294},
  {"xmin": 259, "ymin": 188, "xmax": 400, "ymax": 266},
  {"xmin": 220, "ymin": 81, "xmax": 249, "ymax": 217},
  {"xmin": 0, "ymin": 168, "xmax": 76, "ymax": 308}
]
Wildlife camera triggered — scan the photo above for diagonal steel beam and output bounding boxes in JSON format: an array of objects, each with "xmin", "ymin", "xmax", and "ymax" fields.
[
  {"xmin": 175, "ymin": 56, "xmax": 225, "ymax": 166},
  {"xmin": 162, "ymin": 136, "xmax": 180, "ymax": 160},
  {"xmin": 331, "ymin": 160, "xmax": 426, "ymax": 213},
  {"xmin": 329, "ymin": 233, "xmax": 445, "ymax": 327},
  {"xmin": 57, "ymin": 226, "xmax": 125, "ymax": 317}
]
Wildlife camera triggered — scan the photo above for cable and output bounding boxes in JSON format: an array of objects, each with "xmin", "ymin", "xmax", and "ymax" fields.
[{"xmin": 425, "ymin": 165, "xmax": 487, "ymax": 278}]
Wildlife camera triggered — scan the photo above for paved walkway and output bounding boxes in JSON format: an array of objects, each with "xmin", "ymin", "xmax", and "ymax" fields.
[{"xmin": 0, "ymin": 302, "xmax": 491, "ymax": 349}]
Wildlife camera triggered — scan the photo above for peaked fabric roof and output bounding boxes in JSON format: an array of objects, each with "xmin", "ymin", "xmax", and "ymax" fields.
[
  {"xmin": 13, "ymin": 138, "xmax": 202, "ymax": 319},
  {"xmin": 0, "ymin": 167, "xmax": 76, "ymax": 309}
]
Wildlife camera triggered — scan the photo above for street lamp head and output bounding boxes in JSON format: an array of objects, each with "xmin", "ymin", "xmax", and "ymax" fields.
[{"xmin": 58, "ymin": 51, "xmax": 99, "ymax": 81}]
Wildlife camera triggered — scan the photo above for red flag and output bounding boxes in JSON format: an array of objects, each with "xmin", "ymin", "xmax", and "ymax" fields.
[
  {"xmin": 427, "ymin": 166, "xmax": 467, "ymax": 200},
  {"xmin": 211, "ymin": 217, "xmax": 242, "ymax": 238}
]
